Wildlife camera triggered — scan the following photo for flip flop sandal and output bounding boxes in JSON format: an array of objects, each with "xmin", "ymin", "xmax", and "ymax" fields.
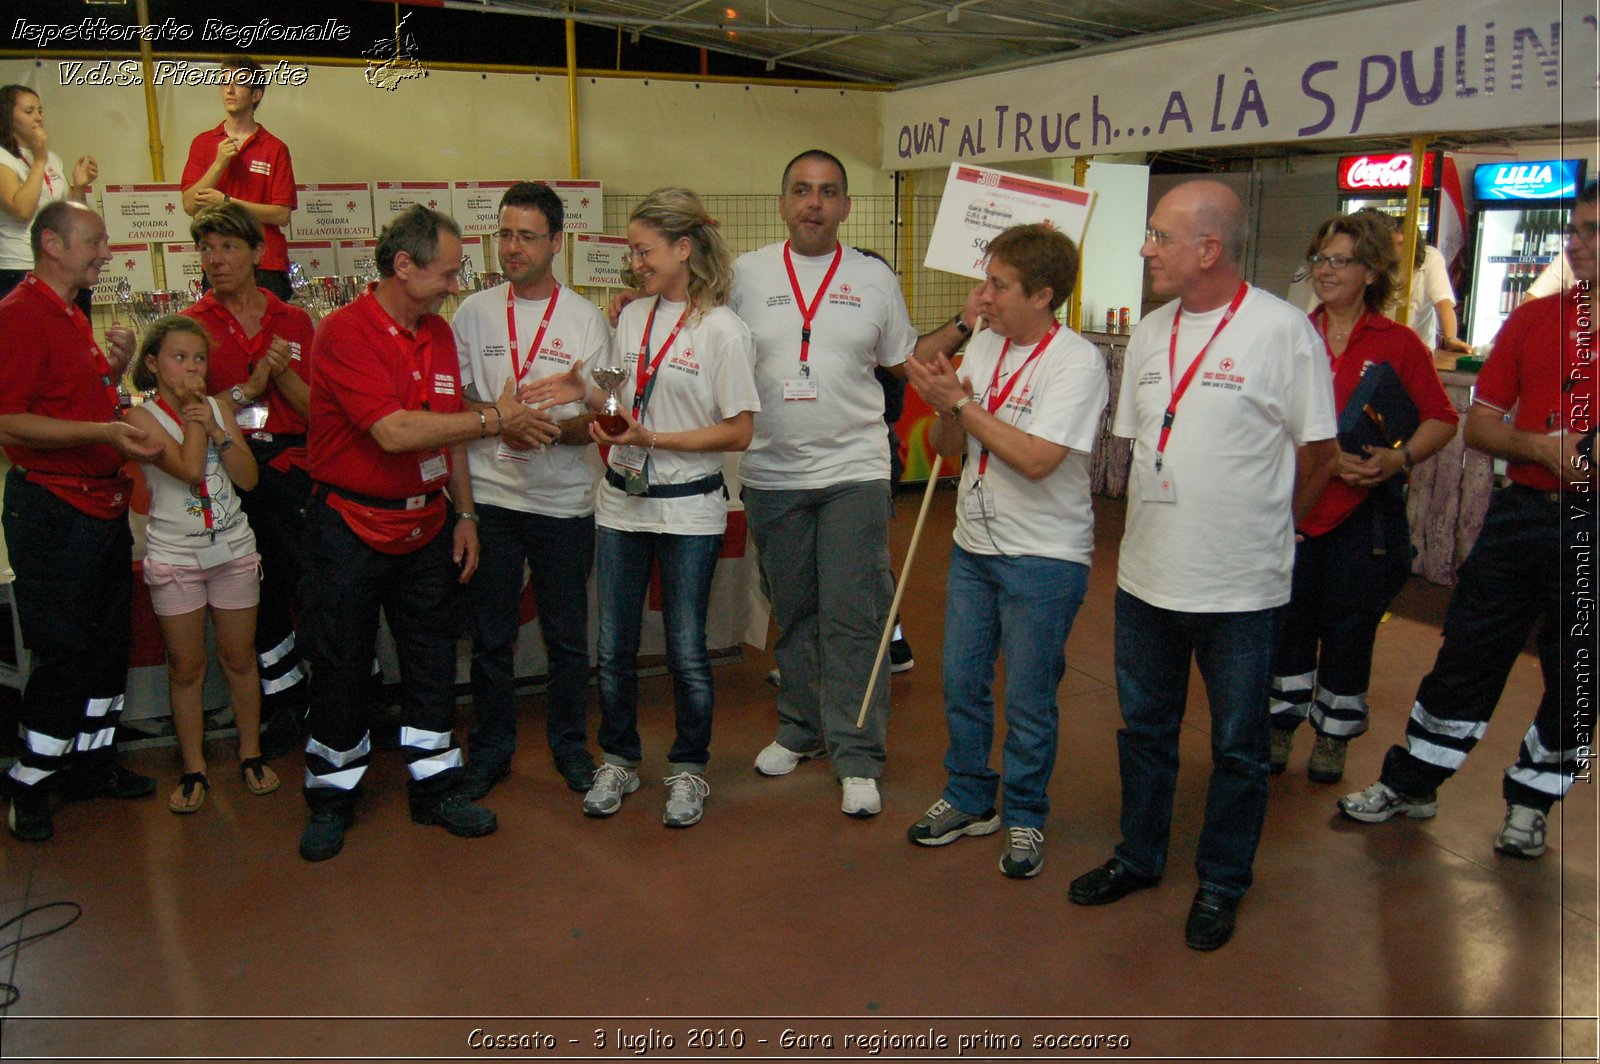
[
  {"xmin": 169, "ymin": 772, "xmax": 209, "ymax": 814},
  {"xmin": 240, "ymin": 757, "xmax": 280, "ymax": 797}
]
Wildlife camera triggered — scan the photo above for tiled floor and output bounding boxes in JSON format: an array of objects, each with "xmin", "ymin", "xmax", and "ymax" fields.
[{"xmin": 0, "ymin": 489, "xmax": 1593, "ymax": 1062}]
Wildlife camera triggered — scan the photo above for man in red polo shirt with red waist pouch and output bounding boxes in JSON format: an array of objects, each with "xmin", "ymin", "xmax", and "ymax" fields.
[
  {"xmin": 297, "ymin": 205, "xmax": 551, "ymax": 861},
  {"xmin": 0, "ymin": 202, "xmax": 164, "ymax": 841},
  {"xmin": 1341, "ymin": 180, "xmax": 1598, "ymax": 860}
]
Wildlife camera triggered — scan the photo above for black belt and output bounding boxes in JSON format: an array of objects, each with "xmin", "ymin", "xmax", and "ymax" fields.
[
  {"xmin": 1505, "ymin": 483, "xmax": 1563, "ymax": 506},
  {"xmin": 604, "ymin": 469, "xmax": 726, "ymax": 499},
  {"xmin": 312, "ymin": 482, "xmax": 444, "ymax": 511}
]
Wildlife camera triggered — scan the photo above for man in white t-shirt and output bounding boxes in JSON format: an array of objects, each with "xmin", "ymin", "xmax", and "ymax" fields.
[
  {"xmin": 453, "ymin": 181, "xmax": 608, "ymax": 799},
  {"xmin": 734, "ymin": 150, "xmax": 920, "ymax": 818},
  {"xmin": 1066, "ymin": 180, "xmax": 1338, "ymax": 951}
]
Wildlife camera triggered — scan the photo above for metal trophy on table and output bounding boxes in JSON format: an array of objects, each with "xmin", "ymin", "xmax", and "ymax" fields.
[{"xmin": 591, "ymin": 365, "xmax": 629, "ymax": 436}]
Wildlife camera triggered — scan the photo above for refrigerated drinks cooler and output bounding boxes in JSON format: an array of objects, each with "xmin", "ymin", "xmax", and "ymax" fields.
[
  {"xmin": 1465, "ymin": 158, "xmax": 1586, "ymax": 348},
  {"xmin": 1337, "ymin": 150, "xmax": 1444, "ymax": 240}
]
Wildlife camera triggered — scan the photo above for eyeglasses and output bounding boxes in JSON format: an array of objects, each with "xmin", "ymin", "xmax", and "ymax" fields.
[
  {"xmin": 1567, "ymin": 221, "xmax": 1599, "ymax": 242},
  {"xmin": 1144, "ymin": 227, "xmax": 1183, "ymax": 247},
  {"xmin": 628, "ymin": 243, "xmax": 668, "ymax": 263},
  {"xmin": 1308, "ymin": 253, "xmax": 1365, "ymax": 270},
  {"xmin": 496, "ymin": 230, "xmax": 554, "ymax": 247}
]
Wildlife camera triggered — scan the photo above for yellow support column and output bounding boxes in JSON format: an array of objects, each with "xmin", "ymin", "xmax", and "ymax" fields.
[
  {"xmin": 136, "ymin": 0, "xmax": 163, "ymax": 180},
  {"xmin": 898, "ymin": 171, "xmax": 915, "ymax": 312},
  {"xmin": 1069, "ymin": 157, "xmax": 1089, "ymax": 331},
  {"xmin": 1396, "ymin": 136, "xmax": 1429, "ymax": 324},
  {"xmin": 565, "ymin": 20, "xmax": 581, "ymax": 178}
]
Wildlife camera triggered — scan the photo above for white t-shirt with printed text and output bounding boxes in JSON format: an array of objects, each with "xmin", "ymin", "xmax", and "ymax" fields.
[
  {"xmin": 953, "ymin": 325, "xmax": 1108, "ymax": 565},
  {"xmin": 1113, "ymin": 286, "xmax": 1336, "ymax": 612},
  {"xmin": 0, "ymin": 147, "xmax": 69, "ymax": 271},
  {"xmin": 595, "ymin": 297, "xmax": 759, "ymax": 536},
  {"xmin": 453, "ymin": 282, "xmax": 611, "ymax": 517},
  {"xmin": 731, "ymin": 242, "xmax": 918, "ymax": 490}
]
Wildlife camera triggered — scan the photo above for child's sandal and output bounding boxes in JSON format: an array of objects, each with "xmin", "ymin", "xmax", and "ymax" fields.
[
  {"xmin": 240, "ymin": 757, "xmax": 280, "ymax": 797},
  {"xmin": 168, "ymin": 772, "xmax": 209, "ymax": 814}
]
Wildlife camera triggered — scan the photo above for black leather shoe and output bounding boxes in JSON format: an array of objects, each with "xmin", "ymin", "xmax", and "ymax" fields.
[
  {"xmin": 1184, "ymin": 888, "xmax": 1240, "ymax": 951},
  {"xmin": 300, "ymin": 806, "xmax": 352, "ymax": 862},
  {"xmin": 556, "ymin": 757, "xmax": 597, "ymax": 793},
  {"xmin": 457, "ymin": 759, "xmax": 510, "ymax": 802},
  {"xmin": 1068, "ymin": 857, "xmax": 1158, "ymax": 906}
]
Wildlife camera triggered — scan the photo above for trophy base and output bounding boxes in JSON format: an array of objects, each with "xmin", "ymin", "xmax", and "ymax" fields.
[{"xmin": 595, "ymin": 413, "xmax": 629, "ymax": 436}]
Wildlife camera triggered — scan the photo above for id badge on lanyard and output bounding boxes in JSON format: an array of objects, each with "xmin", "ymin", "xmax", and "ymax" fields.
[{"xmin": 782, "ymin": 242, "xmax": 841, "ymax": 401}]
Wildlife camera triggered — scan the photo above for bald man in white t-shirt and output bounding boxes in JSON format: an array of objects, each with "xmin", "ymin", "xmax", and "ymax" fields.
[{"xmin": 1066, "ymin": 180, "xmax": 1338, "ymax": 951}]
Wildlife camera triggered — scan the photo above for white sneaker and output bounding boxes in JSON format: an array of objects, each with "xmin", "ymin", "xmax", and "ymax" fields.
[
  {"xmin": 753, "ymin": 740, "xmax": 823, "ymax": 777},
  {"xmin": 582, "ymin": 762, "xmax": 639, "ymax": 817},
  {"xmin": 662, "ymin": 771, "xmax": 710, "ymax": 828},
  {"xmin": 840, "ymin": 777, "xmax": 881, "ymax": 818},
  {"xmin": 1494, "ymin": 803, "xmax": 1548, "ymax": 859}
]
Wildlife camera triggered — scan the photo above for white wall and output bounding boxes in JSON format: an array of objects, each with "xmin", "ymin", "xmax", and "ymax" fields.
[{"xmin": 0, "ymin": 60, "xmax": 890, "ymax": 197}]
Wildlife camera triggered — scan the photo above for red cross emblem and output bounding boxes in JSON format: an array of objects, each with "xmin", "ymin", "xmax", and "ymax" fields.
[{"xmin": 1220, "ymin": 357, "xmax": 1235, "ymax": 372}]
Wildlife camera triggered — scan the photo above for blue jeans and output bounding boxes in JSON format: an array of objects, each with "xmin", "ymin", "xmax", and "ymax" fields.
[
  {"xmin": 595, "ymin": 526, "xmax": 722, "ymax": 770},
  {"xmin": 942, "ymin": 546, "xmax": 1089, "ymax": 830},
  {"xmin": 467, "ymin": 504, "xmax": 595, "ymax": 770},
  {"xmin": 1113, "ymin": 589, "xmax": 1279, "ymax": 898}
]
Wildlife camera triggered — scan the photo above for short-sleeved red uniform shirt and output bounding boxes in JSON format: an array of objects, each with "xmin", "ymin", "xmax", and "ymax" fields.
[{"xmin": 181, "ymin": 123, "xmax": 297, "ymax": 272}]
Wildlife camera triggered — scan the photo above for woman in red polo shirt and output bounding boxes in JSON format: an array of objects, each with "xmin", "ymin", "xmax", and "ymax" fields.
[{"xmin": 1268, "ymin": 212, "xmax": 1459, "ymax": 784}]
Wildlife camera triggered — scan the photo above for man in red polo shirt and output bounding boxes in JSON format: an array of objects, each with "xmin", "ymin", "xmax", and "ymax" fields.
[
  {"xmin": 0, "ymin": 201, "xmax": 164, "ymax": 841},
  {"xmin": 180, "ymin": 202, "xmax": 315, "ymax": 755},
  {"xmin": 1341, "ymin": 180, "xmax": 1598, "ymax": 859},
  {"xmin": 180, "ymin": 56, "xmax": 296, "ymax": 302},
  {"xmin": 297, "ymin": 204, "xmax": 550, "ymax": 862}
]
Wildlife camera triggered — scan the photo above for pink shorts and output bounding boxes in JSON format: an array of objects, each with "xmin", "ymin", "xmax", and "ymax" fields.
[{"xmin": 143, "ymin": 553, "xmax": 262, "ymax": 616}]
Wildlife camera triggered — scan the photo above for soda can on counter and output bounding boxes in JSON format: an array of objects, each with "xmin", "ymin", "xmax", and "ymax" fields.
[
  {"xmin": 1119, "ymin": 307, "xmax": 1132, "ymax": 333},
  {"xmin": 1105, "ymin": 309, "xmax": 1117, "ymax": 332}
]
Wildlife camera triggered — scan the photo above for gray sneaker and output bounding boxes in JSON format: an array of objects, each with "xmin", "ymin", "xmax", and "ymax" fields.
[
  {"xmin": 583, "ymin": 762, "xmax": 639, "ymax": 818},
  {"xmin": 662, "ymin": 771, "xmax": 710, "ymax": 828},
  {"xmin": 999, "ymin": 825, "xmax": 1045, "ymax": 879},
  {"xmin": 1269, "ymin": 728, "xmax": 1294, "ymax": 775},
  {"xmin": 1307, "ymin": 733, "xmax": 1349, "ymax": 783},
  {"xmin": 906, "ymin": 798, "xmax": 1000, "ymax": 846},
  {"xmin": 1338, "ymin": 780, "xmax": 1437, "ymax": 823}
]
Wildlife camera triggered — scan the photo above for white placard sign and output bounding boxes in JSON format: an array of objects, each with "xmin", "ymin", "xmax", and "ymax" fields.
[
  {"xmin": 460, "ymin": 235, "xmax": 487, "ymax": 274},
  {"xmin": 924, "ymin": 164, "xmax": 1096, "ymax": 280},
  {"xmin": 161, "ymin": 244, "xmax": 203, "ymax": 293},
  {"xmin": 451, "ymin": 182, "xmax": 518, "ymax": 235},
  {"xmin": 336, "ymin": 239, "xmax": 378, "ymax": 277},
  {"xmin": 373, "ymin": 182, "xmax": 451, "ymax": 228},
  {"xmin": 548, "ymin": 180, "xmax": 603, "ymax": 233},
  {"xmin": 102, "ymin": 185, "xmax": 188, "ymax": 244},
  {"xmin": 572, "ymin": 233, "xmax": 631, "ymax": 288},
  {"xmin": 290, "ymin": 183, "xmax": 375, "ymax": 241},
  {"xmin": 91, "ymin": 244, "xmax": 156, "ymax": 305},
  {"xmin": 287, "ymin": 240, "xmax": 337, "ymax": 278}
]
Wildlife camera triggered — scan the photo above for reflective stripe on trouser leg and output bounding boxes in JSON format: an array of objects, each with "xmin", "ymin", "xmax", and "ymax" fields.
[
  {"xmin": 304, "ymin": 733, "xmax": 372, "ymax": 792},
  {"xmin": 73, "ymin": 694, "xmax": 124, "ymax": 754},
  {"xmin": 1402, "ymin": 701, "xmax": 1489, "ymax": 772},
  {"xmin": 1269, "ymin": 670, "xmax": 1315, "ymax": 725},
  {"xmin": 258, "ymin": 632, "xmax": 307, "ymax": 698},
  {"xmin": 7, "ymin": 723, "xmax": 76, "ymax": 788},
  {"xmin": 1504, "ymin": 721, "xmax": 1578, "ymax": 799},
  {"xmin": 401, "ymin": 726, "xmax": 463, "ymax": 782},
  {"xmin": 1310, "ymin": 687, "xmax": 1369, "ymax": 738}
]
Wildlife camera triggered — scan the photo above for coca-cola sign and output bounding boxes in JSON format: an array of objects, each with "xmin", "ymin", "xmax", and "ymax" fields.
[{"xmin": 1338, "ymin": 152, "xmax": 1438, "ymax": 192}]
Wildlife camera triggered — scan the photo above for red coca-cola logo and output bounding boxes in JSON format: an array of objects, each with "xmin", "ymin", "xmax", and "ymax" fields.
[{"xmin": 1338, "ymin": 152, "xmax": 1437, "ymax": 192}]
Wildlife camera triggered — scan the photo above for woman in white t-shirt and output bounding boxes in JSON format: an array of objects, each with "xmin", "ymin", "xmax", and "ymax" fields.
[
  {"xmin": 574, "ymin": 188, "xmax": 759, "ymax": 828},
  {"xmin": 903, "ymin": 224, "xmax": 1109, "ymax": 880},
  {"xmin": 0, "ymin": 85, "xmax": 97, "ymax": 302}
]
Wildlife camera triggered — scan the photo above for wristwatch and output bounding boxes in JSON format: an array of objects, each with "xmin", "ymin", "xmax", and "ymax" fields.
[
  {"xmin": 229, "ymin": 385, "xmax": 251, "ymax": 406},
  {"xmin": 950, "ymin": 395, "xmax": 976, "ymax": 419},
  {"xmin": 457, "ymin": 511, "xmax": 480, "ymax": 524}
]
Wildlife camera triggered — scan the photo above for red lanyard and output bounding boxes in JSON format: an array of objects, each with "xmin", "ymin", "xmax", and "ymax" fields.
[
  {"xmin": 976, "ymin": 323, "xmax": 1058, "ymax": 476},
  {"xmin": 506, "ymin": 282, "xmax": 560, "ymax": 384},
  {"xmin": 1157, "ymin": 282, "xmax": 1249, "ymax": 471},
  {"xmin": 26, "ymin": 275, "xmax": 120, "ymax": 417},
  {"xmin": 154, "ymin": 395, "xmax": 215, "ymax": 533},
  {"xmin": 632, "ymin": 298, "xmax": 691, "ymax": 422},
  {"xmin": 782, "ymin": 241, "xmax": 843, "ymax": 374},
  {"xmin": 215, "ymin": 296, "xmax": 274, "ymax": 373}
]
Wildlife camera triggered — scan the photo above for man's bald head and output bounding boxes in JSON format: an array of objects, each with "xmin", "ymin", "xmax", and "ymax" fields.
[{"xmin": 1165, "ymin": 180, "xmax": 1249, "ymax": 266}]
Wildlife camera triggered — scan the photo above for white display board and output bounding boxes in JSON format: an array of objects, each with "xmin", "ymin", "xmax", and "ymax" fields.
[
  {"xmin": 290, "ymin": 183, "xmax": 375, "ymax": 240},
  {"xmin": 571, "ymin": 233, "xmax": 630, "ymax": 288},
  {"xmin": 160, "ymin": 243, "xmax": 203, "ymax": 294},
  {"xmin": 924, "ymin": 164, "xmax": 1096, "ymax": 279},
  {"xmin": 102, "ymin": 185, "xmax": 188, "ymax": 244},
  {"xmin": 451, "ymin": 181, "xmax": 518, "ymax": 235},
  {"xmin": 91, "ymin": 244, "xmax": 156, "ymax": 305},
  {"xmin": 373, "ymin": 181, "xmax": 451, "ymax": 227},
  {"xmin": 287, "ymin": 240, "xmax": 337, "ymax": 278}
]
